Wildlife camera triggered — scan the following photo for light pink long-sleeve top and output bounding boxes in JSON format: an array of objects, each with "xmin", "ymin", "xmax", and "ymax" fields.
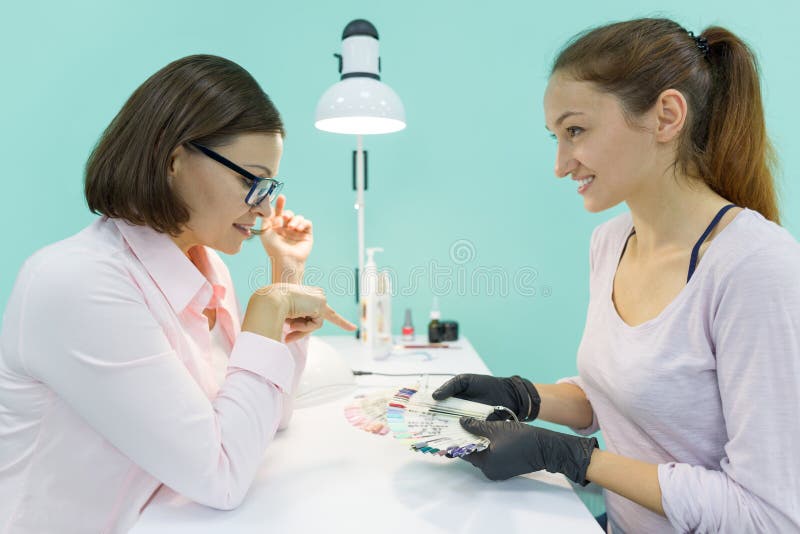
[
  {"xmin": 0, "ymin": 217, "xmax": 308, "ymax": 533},
  {"xmin": 559, "ymin": 208, "xmax": 800, "ymax": 533}
]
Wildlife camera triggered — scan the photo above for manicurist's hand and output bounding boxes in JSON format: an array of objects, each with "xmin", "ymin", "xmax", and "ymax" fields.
[
  {"xmin": 459, "ymin": 418, "xmax": 598, "ymax": 485},
  {"xmin": 242, "ymin": 283, "xmax": 356, "ymax": 343},
  {"xmin": 433, "ymin": 374, "xmax": 541, "ymax": 422}
]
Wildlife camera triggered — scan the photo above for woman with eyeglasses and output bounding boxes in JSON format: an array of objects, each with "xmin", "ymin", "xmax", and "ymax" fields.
[
  {"xmin": 0, "ymin": 55, "xmax": 356, "ymax": 533},
  {"xmin": 433, "ymin": 18, "xmax": 800, "ymax": 533}
]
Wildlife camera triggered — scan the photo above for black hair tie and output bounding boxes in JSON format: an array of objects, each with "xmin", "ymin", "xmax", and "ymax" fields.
[{"xmin": 687, "ymin": 31, "xmax": 710, "ymax": 58}]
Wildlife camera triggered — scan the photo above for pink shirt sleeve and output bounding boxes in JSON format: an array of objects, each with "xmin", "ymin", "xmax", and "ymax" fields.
[
  {"xmin": 658, "ymin": 246, "xmax": 800, "ymax": 532},
  {"xmin": 18, "ymin": 255, "xmax": 295, "ymax": 511},
  {"xmin": 277, "ymin": 331, "xmax": 309, "ymax": 430}
]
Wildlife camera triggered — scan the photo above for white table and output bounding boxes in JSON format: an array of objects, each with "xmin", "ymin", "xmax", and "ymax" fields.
[{"xmin": 132, "ymin": 336, "xmax": 603, "ymax": 533}]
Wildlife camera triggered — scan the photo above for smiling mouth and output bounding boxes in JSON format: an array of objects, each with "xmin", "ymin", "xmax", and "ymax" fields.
[
  {"xmin": 576, "ymin": 176, "xmax": 595, "ymax": 192},
  {"xmin": 233, "ymin": 223, "xmax": 252, "ymax": 237}
]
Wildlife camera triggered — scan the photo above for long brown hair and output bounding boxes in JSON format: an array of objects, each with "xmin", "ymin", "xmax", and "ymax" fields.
[
  {"xmin": 85, "ymin": 54, "xmax": 285, "ymax": 235},
  {"xmin": 552, "ymin": 18, "xmax": 780, "ymax": 224}
]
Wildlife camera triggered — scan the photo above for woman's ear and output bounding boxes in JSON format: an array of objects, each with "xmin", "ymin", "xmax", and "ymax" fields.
[
  {"xmin": 167, "ymin": 145, "xmax": 187, "ymax": 185},
  {"xmin": 654, "ymin": 89, "xmax": 688, "ymax": 143}
]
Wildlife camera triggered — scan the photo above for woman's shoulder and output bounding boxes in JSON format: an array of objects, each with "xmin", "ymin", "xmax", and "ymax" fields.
[
  {"xmin": 18, "ymin": 218, "xmax": 135, "ymax": 293},
  {"xmin": 714, "ymin": 208, "xmax": 800, "ymax": 289},
  {"xmin": 720, "ymin": 208, "xmax": 799, "ymax": 261},
  {"xmin": 730, "ymin": 208, "xmax": 799, "ymax": 250},
  {"xmin": 589, "ymin": 211, "xmax": 633, "ymax": 253}
]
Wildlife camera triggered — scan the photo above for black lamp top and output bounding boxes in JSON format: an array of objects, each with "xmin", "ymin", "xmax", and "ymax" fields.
[{"xmin": 342, "ymin": 19, "xmax": 379, "ymax": 40}]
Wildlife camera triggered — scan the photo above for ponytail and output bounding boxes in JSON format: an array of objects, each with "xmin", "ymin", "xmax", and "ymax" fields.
[{"xmin": 701, "ymin": 27, "xmax": 779, "ymax": 223}]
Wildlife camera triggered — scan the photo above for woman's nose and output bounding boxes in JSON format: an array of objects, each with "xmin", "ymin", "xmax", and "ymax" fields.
[
  {"xmin": 554, "ymin": 145, "xmax": 577, "ymax": 178},
  {"xmin": 251, "ymin": 201, "xmax": 273, "ymax": 219}
]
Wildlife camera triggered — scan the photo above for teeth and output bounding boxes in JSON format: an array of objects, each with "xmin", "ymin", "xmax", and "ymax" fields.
[{"xmin": 577, "ymin": 176, "xmax": 595, "ymax": 187}]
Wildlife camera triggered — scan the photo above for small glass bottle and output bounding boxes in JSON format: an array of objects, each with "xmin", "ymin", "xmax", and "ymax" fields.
[
  {"xmin": 428, "ymin": 297, "xmax": 442, "ymax": 343},
  {"xmin": 401, "ymin": 308, "xmax": 415, "ymax": 341}
]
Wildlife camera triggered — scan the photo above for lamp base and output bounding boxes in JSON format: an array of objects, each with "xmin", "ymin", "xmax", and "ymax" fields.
[{"xmin": 294, "ymin": 337, "xmax": 357, "ymax": 408}]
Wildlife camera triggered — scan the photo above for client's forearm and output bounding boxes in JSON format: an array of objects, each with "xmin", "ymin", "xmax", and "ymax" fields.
[{"xmin": 535, "ymin": 382, "xmax": 594, "ymax": 428}]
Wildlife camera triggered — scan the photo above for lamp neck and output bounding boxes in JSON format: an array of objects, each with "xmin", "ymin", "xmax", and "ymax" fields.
[{"xmin": 341, "ymin": 36, "xmax": 381, "ymax": 79}]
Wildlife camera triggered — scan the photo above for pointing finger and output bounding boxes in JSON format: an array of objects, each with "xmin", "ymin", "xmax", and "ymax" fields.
[{"xmin": 323, "ymin": 304, "xmax": 357, "ymax": 331}]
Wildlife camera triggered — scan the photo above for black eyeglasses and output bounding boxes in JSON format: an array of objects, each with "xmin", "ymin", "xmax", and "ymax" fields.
[{"xmin": 189, "ymin": 141, "xmax": 284, "ymax": 207}]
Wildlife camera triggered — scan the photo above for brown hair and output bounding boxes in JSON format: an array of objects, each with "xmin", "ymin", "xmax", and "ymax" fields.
[
  {"xmin": 85, "ymin": 54, "xmax": 285, "ymax": 235},
  {"xmin": 552, "ymin": 18, "xmax": 780, "ymax": 224}
]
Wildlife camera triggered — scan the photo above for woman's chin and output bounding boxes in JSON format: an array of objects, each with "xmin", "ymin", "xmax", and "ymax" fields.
[{"xmin": 210, "ymin": 240, "xmax": 244, "ymax": 256}]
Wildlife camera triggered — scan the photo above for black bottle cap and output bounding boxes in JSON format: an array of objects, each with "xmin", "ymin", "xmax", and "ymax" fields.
[{"xmin": 342, "ymin": 19, "xmax": 379, "ymax": 40}]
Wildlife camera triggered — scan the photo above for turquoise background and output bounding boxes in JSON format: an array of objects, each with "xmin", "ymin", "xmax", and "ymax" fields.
[{"xmin": 1, "ymin": 0, "xmax": 798, "ymax": 389}]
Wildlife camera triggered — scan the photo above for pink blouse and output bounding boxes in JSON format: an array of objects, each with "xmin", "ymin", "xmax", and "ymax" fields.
[{"xmin": 0, "ymin": 217, "xmax": 308, "ymax": 533}]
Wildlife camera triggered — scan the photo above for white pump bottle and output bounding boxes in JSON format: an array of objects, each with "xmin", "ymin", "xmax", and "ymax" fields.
[{"xmin": 361, "ymin": 247, "xmax": 392, "ymax": 359}]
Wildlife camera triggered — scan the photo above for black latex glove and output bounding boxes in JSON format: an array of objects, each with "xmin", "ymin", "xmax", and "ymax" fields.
[
  {"xmin": 432, "ymin": 373, "xmax": 541, "ymax": 422},
  {"xmin": 459, "ymin": 417, "xmax": 598, "ymax": 486}
]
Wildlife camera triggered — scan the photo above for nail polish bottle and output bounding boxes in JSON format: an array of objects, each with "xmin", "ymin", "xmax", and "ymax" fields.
[
  {"xmin": 428, "ymin": 297, "xmax": 442, "ymax": 343},
  {"xmin": 401, "ymin": 308, "xmax": 415, "ymax": 341}
]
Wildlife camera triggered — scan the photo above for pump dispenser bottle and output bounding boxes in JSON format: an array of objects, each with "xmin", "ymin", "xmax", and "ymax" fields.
[{"xmin": 361, "ymin": 248, "xmax": 392, "ymax": 359}]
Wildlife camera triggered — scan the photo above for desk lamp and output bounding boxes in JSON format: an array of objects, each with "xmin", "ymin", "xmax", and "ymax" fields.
[
  {"xmin": 315, "ymin": 18, "xmax": 406, "ymax": 315},
  {"xmin": 297, "ymin": 19, "xmax": 405, "ymax": 406}
]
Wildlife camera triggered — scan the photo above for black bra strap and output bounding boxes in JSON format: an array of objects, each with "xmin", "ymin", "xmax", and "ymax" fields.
[
  {"xmin": 618, "ymin": 229, "xmax": 636, "ymax": 267},
  {"xmin": 687, "ymin": 204, "xmax": 738, "ymax": 282},
  {"xmin": 619, "ymin": 204, "xmax": 739, "ymax": 281}
]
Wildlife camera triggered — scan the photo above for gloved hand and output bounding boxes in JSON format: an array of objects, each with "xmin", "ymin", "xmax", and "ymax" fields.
[
  {"xmin": 432, "ymin": 374, "xmax": 541, "ymax": 422},
  {"xmin": 459, "ymin": 417, "xmax": 598, "ymax": 486}
]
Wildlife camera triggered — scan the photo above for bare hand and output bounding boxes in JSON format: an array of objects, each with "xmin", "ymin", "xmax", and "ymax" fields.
[
  {"xmin": 243, "ymin": 283, "xmax": 356, "ymax": 343},
  {"xmin": 259, "ymin": 195, "xmax": 313, "ymax": 267}
]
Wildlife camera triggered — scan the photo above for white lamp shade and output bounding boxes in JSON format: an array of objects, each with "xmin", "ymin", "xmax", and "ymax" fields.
[{"xmin": 315, "ymin": 77, "xmax": 406, "ymax": 135}]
